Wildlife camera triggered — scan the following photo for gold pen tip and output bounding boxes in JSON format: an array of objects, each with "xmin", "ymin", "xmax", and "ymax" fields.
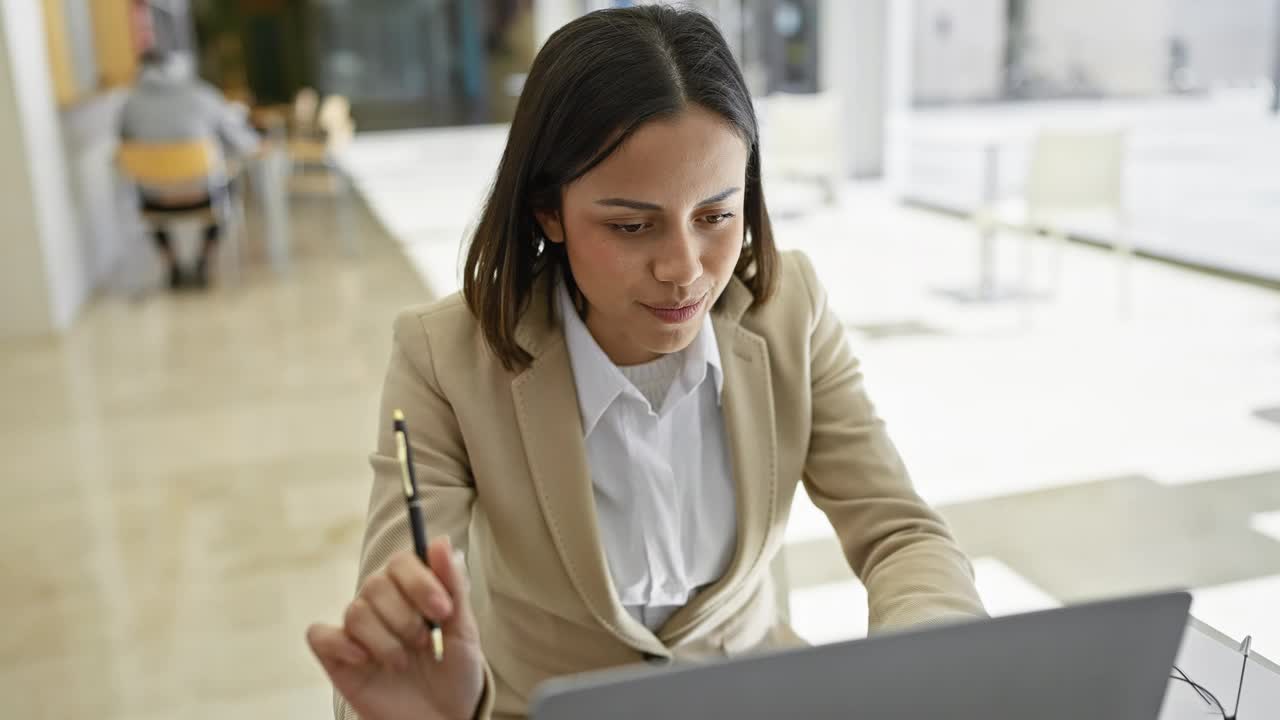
[
  {"xmin": 393, "ymin": 409, "xmax": 405, "ymax": 422},
  {"xmin": 431, "ymin": 627, "xmax": 444, "ymax": 662}
]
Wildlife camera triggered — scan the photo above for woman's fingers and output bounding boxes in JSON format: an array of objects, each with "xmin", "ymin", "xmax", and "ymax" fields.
[
  {"xmin": 428, "ymin": 537, "xmax": 478, "ymax": 639},
  {"xmin": 362, "ymin": 570, "xmax": 432, "ymax": 650},
  {"xmin": 386, "ymin": 550, "xmax": 454, "ymax": 622},
  {"xmin": 306, "ymin": 622, "xmax": 371, "ymax": 669},
  {"xmin": 343, "ymin": 595, "xmax": 410, "ymax": 671},
  {"xmin": 318, "ymin": 542, "xmax": 475, "ymax": 676},
  {"xmin": 307, "ymin": 544, "xmax": 486, "ymax": 720}
]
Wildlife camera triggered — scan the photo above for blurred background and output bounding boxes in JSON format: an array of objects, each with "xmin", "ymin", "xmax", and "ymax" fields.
[{"xmin": 1, "ymin": 0, "xmax": 1278, "ymax": 717}]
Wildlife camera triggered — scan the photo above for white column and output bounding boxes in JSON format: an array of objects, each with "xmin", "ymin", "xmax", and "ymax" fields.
[
  {"xmin": 819, "ymin": 0, "xmax": 890, "ymax": 179},
  {"xmin": 1272, "ymin": 0, "xmax": 1280, "ymax": 112},
  {"xmin": 884, "ymin": 0, "xmax": 917, "ymax": 194},
  {"xmin": 535, "ymin": 0, "xmax": 584, "ymax": 50},
  {"xmin": 848, "ymin": 0, "xmax": 888, "ymax": 178},
  {"xmin": 0, "ymin": 0, "xmax": 88, "ymax": 338}
]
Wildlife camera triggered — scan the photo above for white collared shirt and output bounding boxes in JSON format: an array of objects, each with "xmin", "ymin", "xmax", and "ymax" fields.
[{"xmin": 558, "ymin": 282, "xmax": 738, "ymax": 633}]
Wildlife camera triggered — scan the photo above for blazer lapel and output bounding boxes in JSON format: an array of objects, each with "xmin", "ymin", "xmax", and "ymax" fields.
[
  {"xmin": 658, "ymin": 277, "xmax": 778, "ymax": 645},
  {"xmin": 510, "ymin": 278, "xmax": 664, "ymax": 654}
]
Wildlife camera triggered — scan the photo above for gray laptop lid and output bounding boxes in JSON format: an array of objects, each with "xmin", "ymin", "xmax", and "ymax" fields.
[{"xmin": 531, "ymin": 590, "xmax": 1191, "ymax": 720}]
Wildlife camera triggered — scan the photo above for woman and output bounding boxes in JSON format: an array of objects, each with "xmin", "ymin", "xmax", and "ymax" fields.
[{"xmin": 307, "ymin": 6, "xmax": 985, "ymax": 720}]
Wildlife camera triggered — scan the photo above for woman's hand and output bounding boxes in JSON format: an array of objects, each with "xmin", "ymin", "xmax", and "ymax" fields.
[{"xmin": 307, "ymin": 537, "xmax": 485, "ymax": 720}]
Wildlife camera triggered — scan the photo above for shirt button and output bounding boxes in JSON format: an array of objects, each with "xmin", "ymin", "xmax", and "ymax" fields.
[{"xmin": 642, "ymin": 652, "xmax": 671, "ymax": 666}]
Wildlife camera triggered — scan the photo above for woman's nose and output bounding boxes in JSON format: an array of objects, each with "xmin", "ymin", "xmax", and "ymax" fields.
[{"xmin": 651, "ymin": 229, "xmax": 702, "ymax": 287}]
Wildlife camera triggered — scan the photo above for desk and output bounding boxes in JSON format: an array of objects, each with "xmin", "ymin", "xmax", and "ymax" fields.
[{"xmin": 1160, "ymin": 616, "xmax": 1280, "ymax": 718}]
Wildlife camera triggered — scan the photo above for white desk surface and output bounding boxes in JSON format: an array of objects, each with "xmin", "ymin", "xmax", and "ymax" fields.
[{"xmin": 1161, "ymin": 616, "xmax": 1279, "ymax": 719}]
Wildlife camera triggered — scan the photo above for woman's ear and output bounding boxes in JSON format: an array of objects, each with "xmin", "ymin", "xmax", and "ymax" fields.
[{"xmin": 534, "ymin": 210, "xmax": 566, "ymax": 244}]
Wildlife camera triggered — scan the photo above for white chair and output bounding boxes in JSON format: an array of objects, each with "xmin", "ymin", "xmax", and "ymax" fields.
[
  {"xmin": 975, "ymin": 129, "xmax": 1132, "ymax": 314},
  {"xmin": 288, "ymin": 93, "xmax": 355, "ymax": 169},
  {"xmin": 762, "ymin": 91, "xmax": 844, "ymax": 207},
  {"xmin": 289, "ymin": 93, "xmax": 357, "ymax": 255},
  {"xmin": 292, "ymin": 86, "xmax": 320, "ymax": 137},
  {"xmin": 316, "ymin": 94, "xmax": 355, "ymax": 151}
]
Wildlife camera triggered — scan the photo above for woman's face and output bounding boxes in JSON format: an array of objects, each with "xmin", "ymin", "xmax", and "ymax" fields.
[{"xmin": 537, "ymin": 104, "xmax": 750, "ymax": 366}]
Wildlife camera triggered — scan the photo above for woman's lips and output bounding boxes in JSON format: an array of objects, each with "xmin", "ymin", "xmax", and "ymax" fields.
[{"xmin": 642, "ymin": 294, "xmax": 706, "ymax": 324}]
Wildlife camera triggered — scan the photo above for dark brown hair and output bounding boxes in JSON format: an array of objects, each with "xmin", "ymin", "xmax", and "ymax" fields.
[{"xmin": 462, "ymin": 4, "xmax": 778, "ymax": 371}]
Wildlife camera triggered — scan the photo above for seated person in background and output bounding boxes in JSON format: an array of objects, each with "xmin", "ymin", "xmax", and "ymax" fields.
[{"xmin": 119, "ymin": 49, "xmax": 260, "ymax": 289}]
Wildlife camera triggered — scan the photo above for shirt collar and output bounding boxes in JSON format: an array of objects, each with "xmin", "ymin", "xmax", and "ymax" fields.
[{"xmin": 557, "ymin": 279, "xmax": 723, "ymax": 436}]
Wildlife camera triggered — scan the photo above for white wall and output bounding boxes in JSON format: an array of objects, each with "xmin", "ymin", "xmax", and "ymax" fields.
[
  {"xmin": 1170, "ymin": 0, "xmax": 1278, "ymax": 87},
  {"xmin": 0, "ymin": 0, "xmax": 89, "ymax": 338},
  {"xmin": 909, "ymin": 0, "xmax": 1275, "ymax": 101},
  {"xmin": 0, "ymin": 66, "xmax": 54, "ymax": 338},
  {"xmin": 911, "ymin": 0, "xmax": 1006, "ymax": 104},
  {"xmin": 1023, "ymin": 0, "xmax": 1169, "ymax": 96}
]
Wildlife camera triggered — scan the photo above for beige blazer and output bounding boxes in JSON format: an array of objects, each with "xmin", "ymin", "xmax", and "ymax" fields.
[{"xmin": 340, "ymin": 251, "xmax": 986, "ymax": 719}]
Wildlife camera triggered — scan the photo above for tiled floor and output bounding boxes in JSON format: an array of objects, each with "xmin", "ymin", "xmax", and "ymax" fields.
[{"xmin": 0, "ymin": 197, "xmax": 425, "ymax": 718}]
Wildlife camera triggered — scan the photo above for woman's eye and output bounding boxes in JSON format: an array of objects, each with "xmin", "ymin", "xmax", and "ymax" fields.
[
  {"xmin": 704, "ymin": 212, "xmax": 736, "ymax": 226},
  {"xmin": 609, "ymin": 222, "xmax": 647, "ymax": 234}
]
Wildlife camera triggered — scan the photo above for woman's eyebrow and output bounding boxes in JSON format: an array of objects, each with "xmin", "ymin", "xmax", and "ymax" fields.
[{"xmin": 593, "ymin": 186, "xmax": 742, "ymax": 211}]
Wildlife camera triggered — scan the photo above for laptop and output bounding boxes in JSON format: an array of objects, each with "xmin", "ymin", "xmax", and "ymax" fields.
[{"xmin": 531, "ymin": 590, "xmax": 1190, "ymax": 720}]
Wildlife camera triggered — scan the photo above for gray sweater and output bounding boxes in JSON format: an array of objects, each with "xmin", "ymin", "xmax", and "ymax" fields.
[{"xmin": 119, "ymin": 62, "xmax": 260, "ymax": 162}]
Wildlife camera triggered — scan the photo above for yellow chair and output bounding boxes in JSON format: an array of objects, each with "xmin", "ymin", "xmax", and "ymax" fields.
[{"xmin": 117, "ymin": 140, "xmax": 246, "ymax": 287}]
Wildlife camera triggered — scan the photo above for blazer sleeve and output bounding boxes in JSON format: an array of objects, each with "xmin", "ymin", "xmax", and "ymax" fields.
[
  {"xmin": 335, "ymin": 308, "xmax": 497, "ymax": 720},
  {"xmin": 793, "ymin": 252, "xmax": 988, "ymax": 632}
]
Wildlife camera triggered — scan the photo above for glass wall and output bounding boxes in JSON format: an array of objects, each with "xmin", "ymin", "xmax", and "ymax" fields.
[{"xmin": 192, "ymin": 0, "xmax": 536, "ymax": 130}]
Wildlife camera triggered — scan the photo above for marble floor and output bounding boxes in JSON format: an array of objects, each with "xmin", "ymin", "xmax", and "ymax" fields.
[
  {"xmin": 2, "ymin": 121, "xmax": 1278, "ymax": 717},
  {"xmin": 0, "ymin": 198, "xmax": 423, "ymax": 718}
]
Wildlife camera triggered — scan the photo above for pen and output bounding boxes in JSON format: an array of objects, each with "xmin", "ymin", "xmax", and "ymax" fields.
[{"xmin": 393, "ymin": 409, "xmax": 444, "ymax": 662}]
